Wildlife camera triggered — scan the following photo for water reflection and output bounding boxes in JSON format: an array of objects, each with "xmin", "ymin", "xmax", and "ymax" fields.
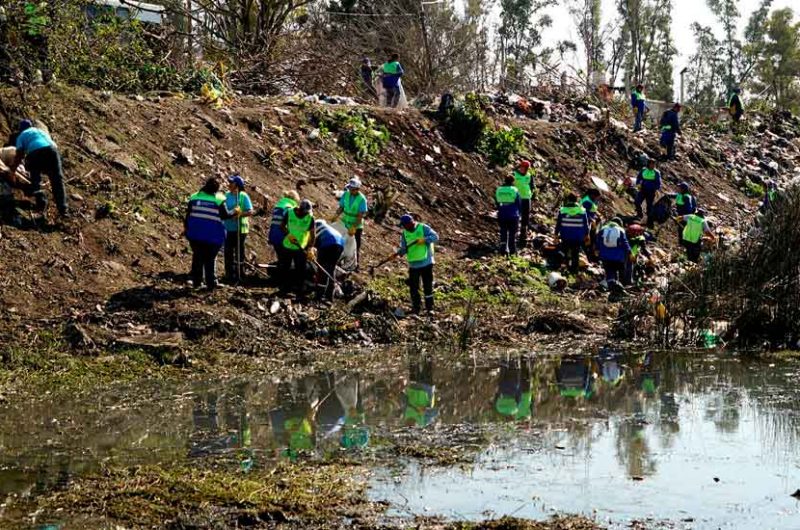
[{"xmin": 1, "ymin": 350, "xmax": 799, "ymax": 528}]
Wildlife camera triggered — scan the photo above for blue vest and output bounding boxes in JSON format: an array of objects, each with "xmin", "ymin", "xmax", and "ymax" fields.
[
  {"xmin": 186, "ymin": 191, "xmax": 225, "ymax": 246},
  {"xmin": 315, "ymin": 221, "xmax": 345, "ymax": 249}
]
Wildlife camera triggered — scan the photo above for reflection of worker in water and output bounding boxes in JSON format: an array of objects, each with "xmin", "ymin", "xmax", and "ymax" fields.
[
  {"xmin": 495, "ymin": 357, "xmax": 534, "ymax": 420},
  {"xmin": 316, "ymin": 372, "xmax": 370, "ymax": 449},
  {"xmin": 270, "ymin": 378, "xmax": 318, "ymax": 461},
  {"xmin": 189, "ymin": 384, "xmax": 252, "ymax": 471},
  {"xmin": 403, "ymin": 356, "xmax": 437, "ymax": 427},
  {"xmin": 597, "ymin": 347, "xmax": 624, "ymax": 387},
  {"xmin": 637, "ymin": 352, "xmax": 660, "ymax": 395},
  {"xmin": 556, "ymin": 356, "xmax": 595, "ymax": 398}
]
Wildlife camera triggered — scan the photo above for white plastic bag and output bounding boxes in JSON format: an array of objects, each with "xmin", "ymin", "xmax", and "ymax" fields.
[
  {"xmin": 396, "ymin": 79, "xmax": 408, "ymax": 109},
  {"xmin": 332, "ymin": 221, "xmax": 358, "ymax": 271}
]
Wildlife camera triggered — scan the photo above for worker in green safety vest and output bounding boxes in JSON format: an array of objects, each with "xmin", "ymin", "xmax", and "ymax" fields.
[
  {"xmin": 581, "ymin": 187, "xmax": 602, "ymax": 260},
  {"xmin": 380, "ymin": 53, "xmax": 405, "ymax": 108},
  {"xmin": 677, "ymin": 209, "xmax": 715, "ymax": 263},
  {"xmin": 331, "ymin": 176, "xmax": 368, "ymax": 266},
  {"xmin": 513, "ymin": 160, "xmax": 535, "ymax": 248},
  {"xmin": 495, "ymin": 175, "xmax": 521, "ymax": 255},
  {"xmin": 394, "ymin": 213, "xmax": 439, "ymax": 314},
  {"xmin": 280, "ymin": 199, "xmax": 316, "ymax": 296},
  {"xmin": 630, "ymin": 83, "xmax": 647, "ymax": 132}
]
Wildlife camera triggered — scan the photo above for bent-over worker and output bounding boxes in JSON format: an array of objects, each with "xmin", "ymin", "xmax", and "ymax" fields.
[
  {"xmin": 397, "ymin": 213, "xmax": 438, "ymax": 315},
  {"xmin": 280, "ymin": 199, "xmax": 316, "ymax": 297}
]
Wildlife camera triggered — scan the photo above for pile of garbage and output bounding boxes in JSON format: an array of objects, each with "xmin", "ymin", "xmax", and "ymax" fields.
[{"xmin": 483, "ymin": 92, "xmax": 606, "ymax": 124}]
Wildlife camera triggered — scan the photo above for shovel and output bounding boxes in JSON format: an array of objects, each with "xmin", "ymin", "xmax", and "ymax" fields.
[{"xmin": 368, "ymin": 239, "xmax": 422, "ymax": 277}]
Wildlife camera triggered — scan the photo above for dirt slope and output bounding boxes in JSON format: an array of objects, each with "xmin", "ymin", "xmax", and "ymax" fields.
[{"xmin": 0, "ymin": 84, "xmax": 782, "ymax": 355}]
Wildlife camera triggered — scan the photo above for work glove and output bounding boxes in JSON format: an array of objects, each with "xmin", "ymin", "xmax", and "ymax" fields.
[
  {"xmin": 306, "ymin": 248, "xmax": 317, "ymax": 260},
  {"xmin": 288, "ymin": 235, "xmax": 299, "ymax": 245},
  {"xmin": 348, "ymin": 226, "xmax": 357, "ymax": 236},
  {"xmin": 415, "ymin": 238, "xmax": 426, "ymax": 246},
  {"xmin": 233, "ymin": 206, "xmax": 242, "ymax": 217}
]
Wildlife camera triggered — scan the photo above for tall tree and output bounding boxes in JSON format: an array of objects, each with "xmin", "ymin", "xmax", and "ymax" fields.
[
  {"xmin": 568, "ymin": 0, "xmax": 603, "ymax": 86},
  {"xmin": 706, "ymin": 0, "xmax": 740, "ymax": 91},
  {"xmin": 686, "ymin": 22, "xmax": 724, "ymax": 107},
  {"xmin": 756, "ymin": 8, "xmax": 800, "ymax": 111},
  {"xmin": 497, "ymin": 0, "xmax": 557, "ymax": 87},
  {"xmin": 617, "ymin": 0, "xmax": 675, "ymax": 95}
]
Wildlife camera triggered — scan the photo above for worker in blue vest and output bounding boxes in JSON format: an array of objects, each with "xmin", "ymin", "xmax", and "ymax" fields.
[
  {"xmin": 635, "ymin": 158, "xmax": 662, "ymax": 228},
  {"xmin": 555, "ymin": 193, "xmax": 589, "ymax": 274},
  {"xmin": 184, "ymin": 177, "xmax": 237, "ymax": 290},
  {"xmin": 495, "ymin": 175, "xmax": 521, "ymax": 255},
  {"xmin": 313, "ymin": 219, "xmax": 344, "ymax": 300},
  {"xmin": 280, "ymin": 199, "xmax": 316, "ymax": 296},
  {"xmin": 659, "ymin": 103, "xmax": 682, "ymax": 161},
  {"xmin": 7, "ymin": 119, "xmax": 69, "ymax": 218},
  {"xmin": 630, "ymin": 84, "xmax": 647, "ymax": 132},
  {"xmin": 380, "ymin": 53, "xmax": 405, "ymax": 108},
  {"xmin": 396, "ymin": 214, "xmax": 439, "ymax": 314},
  {"xmin": 596, "ymin": 217, "xmax": 632, "ymax": 287}
]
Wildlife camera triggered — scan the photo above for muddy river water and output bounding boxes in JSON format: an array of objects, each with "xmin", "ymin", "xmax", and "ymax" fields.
[{"xmin": 1, "ymin": 351, "xmax": 798, "ymax": 528}]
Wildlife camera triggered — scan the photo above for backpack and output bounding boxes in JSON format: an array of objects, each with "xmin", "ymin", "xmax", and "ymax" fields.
[{"xmin": 651, "ymin": 195, "xmax": 672, "ymax": 224}]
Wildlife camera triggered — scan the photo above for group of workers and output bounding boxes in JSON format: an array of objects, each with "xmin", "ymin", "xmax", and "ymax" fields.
[
  {"xmin": 496, "ymin": 154, "xmax": 720, "ymax": 293},
  {"xmin": 184, "ymin": 174, "xmax": 439, "ymax": 314},
  {"xmin": 360, "ymin": 53, "xmax": 405, "ymax": 108},
  {"xmin": 630, "ymin": 85, "xmax": 745, "ymax": 161}
]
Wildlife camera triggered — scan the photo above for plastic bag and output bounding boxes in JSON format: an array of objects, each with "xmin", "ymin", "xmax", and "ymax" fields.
[
  {"xmin": 331, "ymin": 221, "xmax": 358, "ymax": 271},
  {"xmin": 396, "ymin": 79, "xmax": 408, "ymax": 109}
]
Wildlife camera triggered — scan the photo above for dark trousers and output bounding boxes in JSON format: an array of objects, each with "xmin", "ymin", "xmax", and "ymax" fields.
[
  {"xmin": 602, "ymin": 259, "xmax": 625, "ymax": 283},
  {"xmin": 224, "ymin": 232, "xmax": 246, "ymax": 282},
  {"xmin": 409, "ymin": 264, "xmax": 434, "ymax": 312},
  {"xmin": 623, "ymin": 259, "xmax": 635, "ymax": 286},
  {"xmin": 635, "ymin": 189, "xmax": 656, "ymax": 227},
  {"xmin": 385, "ymin": 85, "xmax": 400, "ymax": 107},
  {"xmin": 519, "ymin": 199, "xmax": 531, "ymax": 247},
  {"xmin": 278, "ymin": 248, "xmax": 307, "ymax": 294},
  {"xmin": 499, "ymin": 218, "xmax": 519, "ymax": 255},
  {"xmin": 190, "ymin": 241, "xmax": 221, "ymax": 289},
  {"xmin": 559, "ymin": 239, "xmax": 582, "ymax": 273},
  {"xmin": 683, "ymin": 241, "xmax": 701, "ymax": 263},
  {"xmin": 354, "ymin": 228, "xmax": 363, "ymax": 268},
  {"xmin": 26, "ymin": 146, "xmax": 67, "ymax": 215},
  {"xmin": 316, "ymin": 245, "xmax": 343, "ymax": 299}
]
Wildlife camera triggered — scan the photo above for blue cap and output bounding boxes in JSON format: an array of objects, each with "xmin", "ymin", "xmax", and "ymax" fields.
[
  {"xmin": 227, "ymin": 174, "xmax": 245, "ymax": 189},
  {"xmin": 679, "ymin": 181, "xmax": 689, "ymax": 190},
  {"xmin": 399, "ymin": 213, "xmax": 414, "ymax": 226},
  {"xmin": 18, "ymin": 119, "xmax": 33, "ymax": 132}
]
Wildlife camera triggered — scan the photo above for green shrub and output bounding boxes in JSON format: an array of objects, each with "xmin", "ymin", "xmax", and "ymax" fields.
[
  {"xmin": 443, "ymin": 93, "xmax": 489, "ymax": 149},
  {"xmin": 480, "ymin": 126, "xmax": 525, "ymax": 167},
  {"xmin": 313, "ymin": 110, "xmax": 390, "ymax": 161},
  {"xmin": 744, "ymin": 179, "xmax": 765, "ymax": 198}
]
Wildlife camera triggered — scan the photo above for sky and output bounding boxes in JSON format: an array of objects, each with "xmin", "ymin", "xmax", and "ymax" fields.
[{"xmin": 543, "ymin": 0, "xmax": 798, "ymax": 98}]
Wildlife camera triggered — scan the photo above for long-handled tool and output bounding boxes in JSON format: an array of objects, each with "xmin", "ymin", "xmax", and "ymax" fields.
[
  {"xmin": 368, "ymin": 239, "xmax": 422, "ymax": 277},
  {"xmin": 236, "ymin": 189, "xmax": 242, "ymax": 284}
]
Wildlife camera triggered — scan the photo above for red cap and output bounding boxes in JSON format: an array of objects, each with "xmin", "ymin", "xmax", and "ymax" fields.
[{"xmin": 519, "ymin": 160, "xmax": 531, "ymax": 171}]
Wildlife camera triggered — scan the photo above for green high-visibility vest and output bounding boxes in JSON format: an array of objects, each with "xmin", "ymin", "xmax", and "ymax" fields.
[
  {"xmin": 403, "ymin": 223, "xmax": 430, "ymax": 263},
  {"xmin": 283, "ymin": 209, "xmax": 312, "ymax": 250},
  {"xmin": 632, "ymin": 90, "xmax": 644, "ymax": 102},
  {"xmin": 495, "ymin": 185, "xmax": 519, "ymax": 205},
  {"xmin": 276, "ymin": 196, "xmax": 298, "ymax": 210},
  {"xmin": 513, "ymin": 170, "xmax": 533, "ymax": 199},
  {"xmin": 675, "ymin": 193, "xmax": 687, "ymax": 206},
  {"xmin": 495, "ymin": 394, "xmax": 518, "ymax": 417},
  {"xmin": 341, "ymin": 192, "xmax": 367, "ymax": 229},
  {"xmin": 560, "ymin": 205, "xmax": 585, "ymax": 216},
  {"xmin": 581, "ymin": 195, "xmax": 598, "ymax": 213},
  {"xmin": 382, "ymin": 61, "xmax": 402, "ymax": 74},
  {"xmin": 24, "ymin": 3, "xmax": 48, "ymax": 37},
  {"xmin": 682, "ymin": 214, "xmax": 705, "ymax": 244},
  {"xmin": 641, "ymin": 168, "xmax": 657, "ymax": 181},
  {"xmin": 630, "ymin": 236, "xmax": 645, "ymax": 257}
]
